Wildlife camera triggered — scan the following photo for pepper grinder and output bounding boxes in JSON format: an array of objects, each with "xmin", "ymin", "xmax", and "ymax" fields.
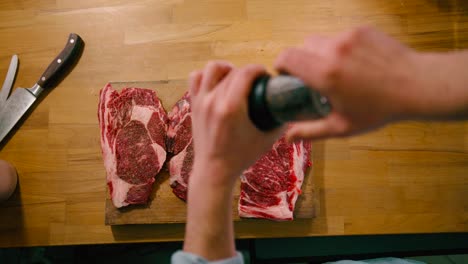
[{"xmin": 248, "ymin": 74, "xmax": 332, "ymax": 131}]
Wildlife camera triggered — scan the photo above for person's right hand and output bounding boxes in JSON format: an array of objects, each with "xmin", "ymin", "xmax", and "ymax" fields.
[{"xmin": 275, "ymin": 26, "xmax": 421, "ymax": 142}]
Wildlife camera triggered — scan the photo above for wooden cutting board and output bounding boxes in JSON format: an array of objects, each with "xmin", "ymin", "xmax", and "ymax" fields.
[{"xmin": 104, "ymin": 80, "xmax": 317, "ymax": 225}]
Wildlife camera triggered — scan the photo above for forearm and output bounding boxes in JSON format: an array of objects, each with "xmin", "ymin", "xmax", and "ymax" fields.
[
  {"xmin": 180, "ymin": 62, "xmax": 278, "ymax": 262},
  {"xmin": 183, "ymin": 165, "xmax": 237, "ymax": 261},
  {"xmin": 407, "ymin": 51, "xmax": 468, "ymax": 120}
]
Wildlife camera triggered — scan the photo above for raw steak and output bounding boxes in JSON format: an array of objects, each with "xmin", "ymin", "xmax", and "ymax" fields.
[
  {"xmin": 167, "ymin": 92, "xmax": 193, "ymax": 201},
  {"xmin": 238, "ymin": 138, "xmax": 311, "ymax": 221},
  {"xmin": 98, "ymin": 84, "xmax": 168, "ymax": 208}
]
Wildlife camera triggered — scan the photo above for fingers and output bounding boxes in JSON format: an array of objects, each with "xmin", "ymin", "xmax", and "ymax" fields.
[
  {"xmin": 274, "ymin": 48, "xmax": 329, "ymax": 92},
  {"xmin": 286, "ymin": 120, "xmax": 332, "ymax": 142},
  {"xmin": 199, "ymin": 61, "xmax": 233, "ymax": 94},
  {"xmin": 214, "ymin": 67, "xmax": 236, "ymax": 99},
  {"xmin": 303, "ymin": 35, "xmax": 333, "ymax": 55},
  {"xmin": 304, "ymin": 35, "xmax": 326, "ymax": 44},
  {"xmin": 286, "ymin": 113, "xmax": 349, "ymax": 141},
  {"xmin": 227, "ymin": 64, "xmax": 266, "ymax": 104},
  {"xmin": 189, "ymin": 70, "xmax": 203, "ymax": 97}
]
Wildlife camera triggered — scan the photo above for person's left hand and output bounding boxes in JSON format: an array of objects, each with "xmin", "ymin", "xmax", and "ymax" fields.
[{"xmin": 189, "ymin": 61, "xmax": 284, "ymax": 187}]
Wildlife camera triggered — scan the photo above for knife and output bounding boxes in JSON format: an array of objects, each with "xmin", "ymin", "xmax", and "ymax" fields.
[
  {"xmin": 0, "ymin": 55, "xmax": 19, "ymax": 113},
  {"xmin": 0, "ymin": 33, "xmax": 84, "ymax": 144}
]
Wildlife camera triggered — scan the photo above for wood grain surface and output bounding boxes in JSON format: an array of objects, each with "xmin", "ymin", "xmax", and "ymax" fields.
[
  {"xmin": 104, "ymin": 81, "xmax": 316, "ymax": 225},
  {"xmin": 0, "ymin": 0, "xmax": 467, "ymax": 247}
]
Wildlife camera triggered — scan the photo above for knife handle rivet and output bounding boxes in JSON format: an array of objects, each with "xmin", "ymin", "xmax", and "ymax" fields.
[
  {"xmin": 41, "ymin": 76, "xmax": 45, "ymax": 81},
  {"xmin": 57, "ymin": 59, "xmax": 62, "ymax": 64},
  {"xmin": 70, "ymin": 39, "xmax": 75, "ymax": 44}
]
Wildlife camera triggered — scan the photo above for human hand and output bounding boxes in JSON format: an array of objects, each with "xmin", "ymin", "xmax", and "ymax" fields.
[
  {"xmin": 275, "ymin": 26, "xmax": 421, "ymax": 141},
  {"xmin": 189, "ymin": 61, "xmax": 284, "ymax": 187}
]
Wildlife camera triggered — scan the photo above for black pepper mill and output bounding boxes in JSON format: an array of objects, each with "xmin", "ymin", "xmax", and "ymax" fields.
[{"xmin": 248, "ymin": 74, "xmax": 332, "ymax": 131}]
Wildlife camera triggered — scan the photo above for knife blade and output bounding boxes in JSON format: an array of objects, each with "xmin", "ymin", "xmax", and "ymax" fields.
[
  {"xmin": 0, "ymin": 55, "xmax": 19, "ymax": 111},
  {"xmin": 0, "ymin": 33, "xmax": 84, "ymax": 144}
]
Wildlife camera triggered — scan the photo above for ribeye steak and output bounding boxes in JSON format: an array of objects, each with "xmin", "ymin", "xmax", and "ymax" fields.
[
  {"xmin": 98, "ymin": 84, "xmax": 168, "ymax": 208},
  {"xmin": 238, "ymin": 138, "xmax": 311, "ymax": 220},
  {"xmin": 166, "ymin": 92, "xmax": 193, "ymax": 201}
]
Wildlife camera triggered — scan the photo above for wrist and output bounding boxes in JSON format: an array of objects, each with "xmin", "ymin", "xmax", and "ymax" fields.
[
  {"xmin": 403, "ymin": 52, "xmax": 442, "ymax": 119},
  {"xmin": 190, "ymin": 159, "xmax": 240, "ymax": 189},
  {"xmin": 184, "ymin": 162, "xmax": 237, "ymax": 260},
  {"xmin": 400, "ymin": 51, "xmax": 468, "ymax": 120},
  {"xmin": 388, "ymin": 50, "xmax": 430, "ymax": 121}
]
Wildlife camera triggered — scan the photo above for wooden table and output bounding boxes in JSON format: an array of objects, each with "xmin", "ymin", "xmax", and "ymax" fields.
[{"xmin": 0, "ymin": 0, "xmax": 467, "ymax": 247}]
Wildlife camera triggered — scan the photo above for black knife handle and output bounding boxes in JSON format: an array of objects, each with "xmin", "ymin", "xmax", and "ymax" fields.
[{"xmin": 36, "ymin": 33, "xmax": 84, "ymax": 89}]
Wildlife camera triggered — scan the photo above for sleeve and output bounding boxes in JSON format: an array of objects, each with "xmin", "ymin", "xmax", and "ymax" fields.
[{"xmin": 171, "ymin": 250, "xmax": 244, "ymax": 264}]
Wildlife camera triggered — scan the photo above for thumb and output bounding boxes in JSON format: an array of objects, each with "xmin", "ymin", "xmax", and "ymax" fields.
[{"xmin": 286, "ymin": 114, "xmax": 347, "ymax": 142}]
